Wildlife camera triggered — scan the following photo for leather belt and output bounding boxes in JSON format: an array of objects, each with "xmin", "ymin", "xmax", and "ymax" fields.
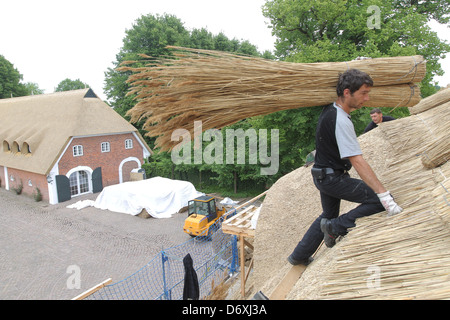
[
  {"xmin": 324, "ymin": 168, "xmax": 347, "ymax": 175},
  {"xmin": 311, "ymin": 167, "xmax": 347, "ymax": 180}
]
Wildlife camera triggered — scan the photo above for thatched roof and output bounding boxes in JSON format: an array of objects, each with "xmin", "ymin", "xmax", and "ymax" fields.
[
  {"xmin": 252, "ymin": 87, "xmax": 450, "ymax": 299},
  {"xmin": 0, "ymin": 89, "xmax": 152, "ymax": 176}
]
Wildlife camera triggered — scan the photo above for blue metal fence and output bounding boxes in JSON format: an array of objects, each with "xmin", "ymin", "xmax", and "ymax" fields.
[{"xmin": 86, "ymin": 210, "xmax": 238, "ymax": 300}]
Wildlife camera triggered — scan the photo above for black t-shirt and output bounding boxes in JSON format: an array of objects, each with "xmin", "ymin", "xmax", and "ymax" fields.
[
  {"xmin": 364, "ymin": 115, "xmax": 396, "ymax": 133},
  {"xmin": 314, "ymin": 104, "xmax": 362, "ymax": 171}
]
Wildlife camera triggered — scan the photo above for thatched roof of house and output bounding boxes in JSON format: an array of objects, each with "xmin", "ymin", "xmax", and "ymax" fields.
[
  {"xmin": 0, "ymin": 89, "xmax": 152, "ymax": 176},
  {"xmin": 252, "ymin": 87, "xmax": 450, "ymax": 299}
]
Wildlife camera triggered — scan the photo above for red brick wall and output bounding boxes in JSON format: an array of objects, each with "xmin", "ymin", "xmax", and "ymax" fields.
[
  {"xmin": 3, "ymin": 167, "xmax": 49, "ymax": 202},
  {"xmin": 58, "ymin": 133, "xmax": 145, "ymax": 187}
]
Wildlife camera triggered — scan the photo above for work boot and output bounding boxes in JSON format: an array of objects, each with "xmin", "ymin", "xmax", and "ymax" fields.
[
  {"xmin": 320, "ymin": 218, "xmax": 337, "ymax": 248},
  {"xmin": 287, "ymin": 255, "xmax": 314, "ymax": 266}
]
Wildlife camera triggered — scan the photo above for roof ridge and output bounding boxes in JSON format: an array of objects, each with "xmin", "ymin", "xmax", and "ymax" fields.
[{"xmin": 0, "ymin": 88, "xmax": 92, "ymax": 103}]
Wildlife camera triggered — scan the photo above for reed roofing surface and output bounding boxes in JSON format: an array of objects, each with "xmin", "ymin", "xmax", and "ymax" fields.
[{"xmin": 252, "ymin": 87, "xmax": 450, "ymax": 300}]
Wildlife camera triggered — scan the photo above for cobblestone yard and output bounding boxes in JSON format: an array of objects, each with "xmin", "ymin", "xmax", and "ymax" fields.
[{"xmin": 0, "ymin": 188, "xmax": 191, "ymax": 300}]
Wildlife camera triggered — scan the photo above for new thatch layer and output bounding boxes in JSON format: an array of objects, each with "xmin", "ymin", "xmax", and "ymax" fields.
[{"xmin": 120, "ymin": 47, "xmax": 426, "ymax": 151}]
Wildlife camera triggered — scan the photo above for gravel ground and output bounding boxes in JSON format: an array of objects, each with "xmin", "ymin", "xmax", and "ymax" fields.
[{"xmin": 0, "ymin": 188, "xmax": 193, "ymax": 300}]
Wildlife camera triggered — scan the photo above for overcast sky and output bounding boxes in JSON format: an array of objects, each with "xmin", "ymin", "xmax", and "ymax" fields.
[{"xmin": 1, "ymin": 0, "xmax": 449, "ymax": 101}]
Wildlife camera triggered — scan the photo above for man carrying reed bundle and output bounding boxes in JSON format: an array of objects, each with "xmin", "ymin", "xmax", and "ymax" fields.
[{"xmin": 288, "ymin": 69, "xmax": 403, "ymax": 266}]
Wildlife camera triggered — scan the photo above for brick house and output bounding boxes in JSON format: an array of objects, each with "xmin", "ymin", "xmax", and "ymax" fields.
[{"xmin": 0, "ymin": 89, "xmax": 152, "ymax": 204}]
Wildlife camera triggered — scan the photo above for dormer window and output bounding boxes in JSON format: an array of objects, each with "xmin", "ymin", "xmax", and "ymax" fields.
[
  {"xmin": 73, "ymin": 145, "xmax": 83, "ymax": 157},
  {"xmin": 22, "ymin": 142, "xmax": 31, "ymax": 155},
  {"xmin": 2, "ymin": 140, "xmax": 10, "ymax": 152},
  {"xmin": 11, "ymin": 141, "xmax": 20, "ymax": 153}
]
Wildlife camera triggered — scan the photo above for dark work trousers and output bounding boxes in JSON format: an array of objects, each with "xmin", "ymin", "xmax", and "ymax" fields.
[{"xmin": 290, "ymin": 171, "xmax": 385, "ymax": 261}]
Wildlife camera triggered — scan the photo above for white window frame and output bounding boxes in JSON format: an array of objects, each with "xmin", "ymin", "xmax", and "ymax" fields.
[
  {"xmin": 125, "ymin": 139, "xmax": 133, "ymax": 149},
  {"xmin": 69, "ymin": 170, "xmax": 90, "ymax": 197},
  {"xmin": 73, "ymin": 145, "xmax": 83, "ymax": 157},
  {"xmin": 101, "ymin": 142, "xmax": 110, "ymax": 153}
]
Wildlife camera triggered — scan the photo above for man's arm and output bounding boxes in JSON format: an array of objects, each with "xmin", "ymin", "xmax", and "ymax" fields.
[
  {"xmin": 349, "ymin": 154, "xmax": 403, "ymax": 216},
  {"xmin": 348, "ymin": 154, "xmax": 386, "ymax": 194}
]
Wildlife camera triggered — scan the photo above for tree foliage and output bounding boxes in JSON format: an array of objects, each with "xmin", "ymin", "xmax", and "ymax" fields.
[
  {"xmin": 263, "ymin": 0, "xmax": 450, "ymax": 92},
  {"xmin": 0, "ymin": 55, "xmax": 28, "ymax": 98},
  {"xmin": 55, "ymin": 78, "xmax": 90, "ymax": 92}
]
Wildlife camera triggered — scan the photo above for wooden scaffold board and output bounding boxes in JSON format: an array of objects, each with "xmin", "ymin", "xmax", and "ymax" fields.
[{"xmin": 222, "ymin": 205, "xmax": 259, "ymax": 297}]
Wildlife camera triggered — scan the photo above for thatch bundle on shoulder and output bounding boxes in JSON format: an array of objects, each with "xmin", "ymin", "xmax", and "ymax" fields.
[{"xmin": 119, "ymin": 47, "xmax": 426, "ymax": 151}]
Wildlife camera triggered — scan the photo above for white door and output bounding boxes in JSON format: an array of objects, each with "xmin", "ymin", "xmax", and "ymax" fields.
[{"xmin": 69, "ymin": 170, "xmax": 90, "ymax": 196}]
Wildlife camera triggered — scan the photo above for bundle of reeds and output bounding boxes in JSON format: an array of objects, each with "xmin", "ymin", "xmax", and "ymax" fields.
[
  {"xmin": 422, "ymin": 138, "xmax": 450, "ymax": 169},
  {"xmin": 412, "ymin": 90, "xmax": 450, "ymax": 169},
  {"xmin": 410, "ymin": 85, "xmax": 450, "ymax": 114},
  {"xmin": 119, "ymin": 47, "xmax": 426, "ymax": 151}
]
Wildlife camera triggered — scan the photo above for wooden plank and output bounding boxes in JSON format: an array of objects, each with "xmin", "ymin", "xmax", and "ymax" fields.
[
  {"xmin": 225, "ymin": 205, "xmax": 255, "ymax": 224},
  {"xmin": 222, "ymin": 224, "xmax": 255, "ymax": 237},
  {"xmin": 230, "ymin": 211, "xmax": 256, "ymax": 227},
  {"xmin": 240, "ymin": 235, "xmax": 246, "ymax": 297},
  {"xmin": 221, "ymin": 193, "xmax": 266, "ymax": 298},
  {"xmin": 269, "ymin": 265, "xmax": 307, "ymax": 300},
  {"xmin": 241, "ymin": 220, "xmax": 253, "ymax": 229},
  {"xmin": 245, "ymin": 258, "xmax": 254, "ymax": 283},
  {"xmin": 244, "ymin": 239, "xmax": 254, "ymax": 251},
  {"xmin": 223, "ymin": 204, "xmax": 258, "ymax": 237},
  {"xmin": 71, "ymin": 278, "xmax": 112, "ymax": 300},
  {"xmin": 223, "ymin": 190, "xmax": 268, "ymax": 219}
]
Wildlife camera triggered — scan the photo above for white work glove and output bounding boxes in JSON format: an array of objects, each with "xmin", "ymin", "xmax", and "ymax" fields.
[{"xmin": 377, "ymin": 191, "xmax": 403, "ymax": 216}]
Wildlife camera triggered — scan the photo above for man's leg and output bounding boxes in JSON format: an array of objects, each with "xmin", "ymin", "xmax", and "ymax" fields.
[
  {"xmin": 289, "ymin": 190, "xmax": 340, "ymax": 263},
  {"xmin": 320, "ymin": 174, "xmax": 385, "ymax": 236}
]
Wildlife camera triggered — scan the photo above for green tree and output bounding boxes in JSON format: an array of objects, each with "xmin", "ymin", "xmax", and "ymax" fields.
[
  {"xmin": 263, "ymin": 0, "xmax": 450, "ymax": 93},
  {"xmin": 189, "ymin": 28, "xmax": 215, "ymax": 49},
  {"xmin": 0, "ymin": 55, "xmax": 28, "ymax": 98},
  {"xmin": 55, "ymin": 78, "xmax": 89, "ymax": 92},
  {"xmin": 23, "ymin": 82, "xmax": 44, "ymax": 95}
]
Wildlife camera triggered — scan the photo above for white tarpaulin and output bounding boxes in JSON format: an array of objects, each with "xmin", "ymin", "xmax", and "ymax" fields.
[{"xmin": 93, "ymin": 177, "xmax": 204, "ymax": 218}]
